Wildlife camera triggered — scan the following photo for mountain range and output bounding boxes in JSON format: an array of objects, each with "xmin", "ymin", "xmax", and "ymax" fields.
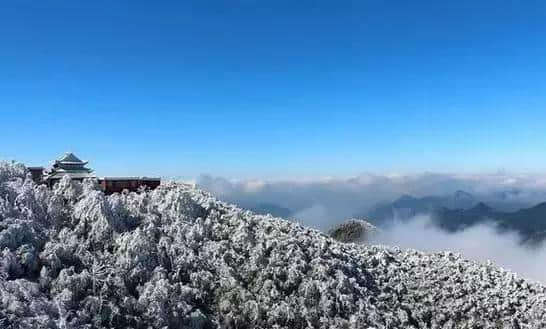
[
  {"xmin": 434, "ymin": 202, "xmax": 546, "ymax": 244},
  {"xmin": 360, "ymin": 190, "xmax": 546, "ymax": 245},
  {"xmin": 242, "ymin": 190, "xmax": 546, "ymax": 245},
  {"xmin": 364, "ymin": 190, "xmax": 478, "ymax": 221}
]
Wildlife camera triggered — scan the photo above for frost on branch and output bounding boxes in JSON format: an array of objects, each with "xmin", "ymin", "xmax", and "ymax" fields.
[{"xmin": 1, "ymin": 161, "xmax": 546, "ymax": 328}]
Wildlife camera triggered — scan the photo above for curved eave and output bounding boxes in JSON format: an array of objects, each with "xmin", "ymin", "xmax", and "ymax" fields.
[
  {"xmin": 49, "ymin": 168, "xmax": 94, "ymax": 173},
  {"xmin": 54, "ymin": 160, "xmax": 89, "ymax": 165},
  {"xmin": 45, "ymin": 172, "xmax": 97, "ymax": 180}
]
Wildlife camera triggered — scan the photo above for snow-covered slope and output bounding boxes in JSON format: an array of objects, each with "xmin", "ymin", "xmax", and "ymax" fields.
[{"xmin": 1, "ymin": 162, "xmax": 546, "ymax": 329}]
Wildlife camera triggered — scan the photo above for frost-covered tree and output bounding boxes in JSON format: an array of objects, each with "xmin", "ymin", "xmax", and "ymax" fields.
[{"xmin": 1, "ymin": 160, "xmax": 546, "ymax": 328}]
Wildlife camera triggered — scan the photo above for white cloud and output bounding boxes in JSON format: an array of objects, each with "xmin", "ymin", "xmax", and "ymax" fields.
[
  {"xmin": 371, "ymin": 215, "xmax": 546, "ymax": 283},
  {"xmin": 197, "ymin": 171, "xmax": 546, "ymax": 229},
  {"xmin": 197, "ymin": 172, "xmax": 546, "ymax": 283}
]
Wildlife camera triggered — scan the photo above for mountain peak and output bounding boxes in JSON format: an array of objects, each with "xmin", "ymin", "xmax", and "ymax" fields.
[
  {"xmin": 527, "ymin": 202, "xmax": 546, "ymax": 212},
  {"xmin": 471, "ymin": 202, "xmax": 493, "ymax": 212}
]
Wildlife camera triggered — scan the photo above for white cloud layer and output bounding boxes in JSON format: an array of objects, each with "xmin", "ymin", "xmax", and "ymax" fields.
[
  {"xmin": 198, "ymin": 171, "xmax": 546, "ymax": 228},
  {"xmin": 198, "ymin": 172, "xmax": 546, "ymax": 283},
  {"xmin": 371, "ymin": 215, "xmax": 546, "ymax": 284}
]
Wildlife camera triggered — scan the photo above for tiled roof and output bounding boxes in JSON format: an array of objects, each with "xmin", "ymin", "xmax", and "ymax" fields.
[{"xmin": 56, "ymin": 152, "xmax": 88, "ymax": 165}]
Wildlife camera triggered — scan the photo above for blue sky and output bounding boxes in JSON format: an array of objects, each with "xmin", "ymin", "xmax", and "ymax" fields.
[{"xmin": 1, "ymin": 1, "xmax": 546, "ymax": 178}]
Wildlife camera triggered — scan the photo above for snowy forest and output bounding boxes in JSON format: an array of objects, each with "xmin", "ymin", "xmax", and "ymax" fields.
[{"xmin": 2, "ymin": 161, "xmax": 546, "ymax": 329}]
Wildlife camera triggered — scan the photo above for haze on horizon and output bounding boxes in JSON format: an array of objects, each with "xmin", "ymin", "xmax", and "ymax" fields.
[{"xmin": 1, "ymin": 1, "xmax": 546, "ymax": 179}]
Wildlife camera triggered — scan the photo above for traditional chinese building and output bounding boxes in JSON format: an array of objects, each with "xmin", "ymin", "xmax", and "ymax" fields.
[
  {"xmin": 31, "ymin": 153, "xmax": 160, "ymax": 194},
  {"xmin": 44, "ymin": 153, "xmax": 96, "ymax": 186},
  {"xmin": 97, "ymin": 177, "xmax": 161, "ymax": 194}
]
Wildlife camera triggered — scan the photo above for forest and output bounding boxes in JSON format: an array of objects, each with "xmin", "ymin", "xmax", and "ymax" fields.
[{"xmin": 2, "ymin": 161, "xmax": 546, "ymax": 329}]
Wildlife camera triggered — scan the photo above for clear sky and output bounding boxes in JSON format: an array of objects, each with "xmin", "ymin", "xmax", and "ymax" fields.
[{"xmin": 1, "ymin": 1, "xmax": 546, "ymax": 178}]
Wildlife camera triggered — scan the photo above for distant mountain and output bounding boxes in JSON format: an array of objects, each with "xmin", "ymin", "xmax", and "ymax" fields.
[
  {"xmin": 362, "ymin": 191, "xmax": 546, "ymax": 244},
  {"xmin": 497, "ymin": 202, "xmax": 546, "ymax": 244},
  {"xmin": 446, "ymin": 190, "xmax": 476, "ymax": 209},
  {"xmin": 434, "ymin": 202, "xmax": 496, "ymax": 232},
  {"xmin": 364, "ymin": 190, "xmax": 478, "ymax": 224},
  {"xmin": 434, "ymin": 202, "xmax": 546, "ymax": 244}
]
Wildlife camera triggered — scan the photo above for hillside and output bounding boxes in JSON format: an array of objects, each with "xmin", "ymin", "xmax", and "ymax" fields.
[{"xmin": 2, "ymin": 162, "xmax": 546, "ymax": 328}]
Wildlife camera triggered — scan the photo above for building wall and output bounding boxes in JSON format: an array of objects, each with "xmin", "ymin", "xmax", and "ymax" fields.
[{"xmin": 98, "ymin": 178, "xmax": 161, "ymax": 195}]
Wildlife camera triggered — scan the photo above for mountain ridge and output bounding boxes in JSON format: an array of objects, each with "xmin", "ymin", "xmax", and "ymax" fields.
[
  {"xmin": 432, "ymin": 201, "xmax": 546, "ymax": 244},
  {"xmin": 363, "ymin": 190, "xmax": 478, "ymax": 224}
]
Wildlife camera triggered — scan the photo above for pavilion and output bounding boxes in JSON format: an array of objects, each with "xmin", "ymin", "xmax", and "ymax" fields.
[
  {"xmin": 43, "ymin": 153, "xmax": 96, "ymax": 186},
  {"xmin": 30, "ymin": 152, "xmax": 160, "ymax": 194}
]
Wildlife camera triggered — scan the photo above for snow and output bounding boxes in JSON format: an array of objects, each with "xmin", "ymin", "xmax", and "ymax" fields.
[{"xmin": 1, "ymin": 162, "xmax": 546, "ymax": 328}]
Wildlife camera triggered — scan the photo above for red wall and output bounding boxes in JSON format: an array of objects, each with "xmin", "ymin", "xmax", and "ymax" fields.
[{"xmin": 98, "ymin": 179, "xmax": 160, "ymax": 195}]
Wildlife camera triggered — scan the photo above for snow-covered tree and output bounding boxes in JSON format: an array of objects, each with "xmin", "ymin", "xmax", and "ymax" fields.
[{"xmin": 1, "ymin": 160, "xmax": 546, "ymax": 328}]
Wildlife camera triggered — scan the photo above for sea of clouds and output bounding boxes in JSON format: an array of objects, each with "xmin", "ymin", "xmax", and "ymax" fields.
[
  {"xmin": 198, "ymin": 172, "xmax": 546, "ymax": 283},
  {"xmin": 370, "ymin": 215, "xmax": 546, "ymax": 283},
  {"xmin": 198, "ymin": 171, "xmax": 546, "ymax": 227}
]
